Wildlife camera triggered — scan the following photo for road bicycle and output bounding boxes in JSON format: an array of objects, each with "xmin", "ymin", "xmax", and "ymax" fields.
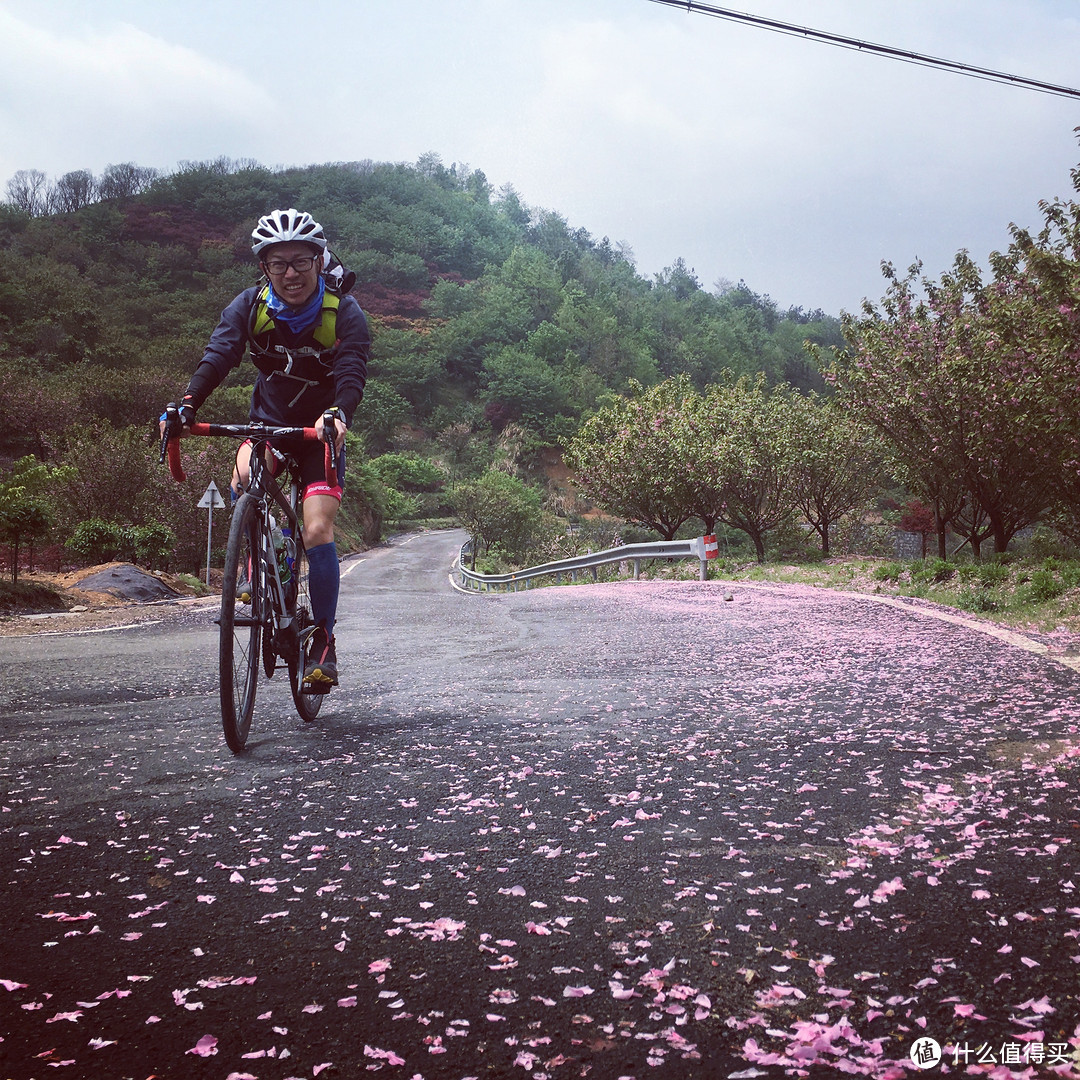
[{"xmin": 161, "ymin": 406, "xmax": 337, "ymax": 752}]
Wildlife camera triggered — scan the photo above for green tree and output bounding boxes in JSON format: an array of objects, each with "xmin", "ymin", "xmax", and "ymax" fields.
[
  {"xmin": 354, "ymin": 382, "xmax": 412, "ymax": 450},
  {"xmin": 0, "ymin": 498, "xmax": 51, "ymax": 582},
  {"xmin": 689, "ymin": 378, "xmax": 800, "ymax": 562},
  {"xmin": 480, "ymin": 345, "xmax": 570, "ymax": 432},
  {"xmin": 452, "ymin": 469, "xmax": 544, "ymax": 565},
  {"xmin": 0, "ymin": 456, "xmax": 73, "ymax": 580},
  {"xmin": 564, "ymin": 378, "xmax": 700, "ymax": 540},
  {"xmin": 369, "ymin": 452, "xmax": 446, "ymax": 492}
]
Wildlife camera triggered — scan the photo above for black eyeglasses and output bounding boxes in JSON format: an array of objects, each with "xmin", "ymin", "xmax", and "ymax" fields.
[{"xmin": 263, "ymin": 256, "xmax": 317, "ymax": 275}]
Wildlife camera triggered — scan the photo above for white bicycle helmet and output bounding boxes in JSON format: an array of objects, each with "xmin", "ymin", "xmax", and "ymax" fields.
[{"xmin": 251, "ymin": 208, "xmax": 328, "ymax": 256}]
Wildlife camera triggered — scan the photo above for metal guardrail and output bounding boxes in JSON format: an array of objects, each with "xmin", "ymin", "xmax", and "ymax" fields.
[{"xmin": 455, "ymin": 537, "xmax": 712, "ymax": 592}]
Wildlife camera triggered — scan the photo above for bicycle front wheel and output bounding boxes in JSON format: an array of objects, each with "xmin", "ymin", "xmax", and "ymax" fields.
[{"xmin": 220, "ymin": 493, "xmax": 263, "ymax": 752}]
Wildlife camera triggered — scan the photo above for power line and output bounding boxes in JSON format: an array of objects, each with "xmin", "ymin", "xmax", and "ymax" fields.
[{"xmin": 645, "ymin": 0, "xmax": 1080, "ymax": 101}]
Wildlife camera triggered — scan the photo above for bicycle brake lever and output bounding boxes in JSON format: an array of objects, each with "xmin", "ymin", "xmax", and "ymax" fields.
[{"xmin": 159, "ymin": 402, "xmax": 179, "ymax": 464}]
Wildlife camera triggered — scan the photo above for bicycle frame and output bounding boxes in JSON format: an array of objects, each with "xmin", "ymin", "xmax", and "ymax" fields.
[
  {"xmin": 164, "ymin": 418, "xmax": 334, "ymax": 644},
  {"xmin": 247, "ymin": 445, "xmax": 301, "ymax": 640}
]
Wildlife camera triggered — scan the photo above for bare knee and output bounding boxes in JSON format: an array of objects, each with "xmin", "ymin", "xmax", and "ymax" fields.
[
  {"xmin": 233, "ymin": 444, "xmax": 253, "ymax": 494},
  {"xmin": 304, "ymin": 521, "xmax": 334, "ymax": 548},
  {"xmin": 302, "ymin": 494, "xmax": 339, "ymax": 548}
]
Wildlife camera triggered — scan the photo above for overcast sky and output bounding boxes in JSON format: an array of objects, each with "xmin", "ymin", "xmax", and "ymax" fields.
[{"xmin": 2, "ymin": 0, "xmax": 1079, "ymax": 314}]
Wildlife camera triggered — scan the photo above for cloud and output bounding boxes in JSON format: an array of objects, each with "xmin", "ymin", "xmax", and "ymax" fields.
[
  {"xmin": 492, "ymin": 1, "xmax": 1080, "ymax": 308},
  {"xmin": 1, "ymin": 0, "xmax": 1079, "ymax": 312},
  {"xmin": 0, "ymin": 9, "xmax": 266, "ymax": 178}
]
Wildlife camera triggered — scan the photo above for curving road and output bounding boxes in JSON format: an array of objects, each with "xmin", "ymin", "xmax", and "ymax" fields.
[{"xmin": 1, "ymin": 530, "xmax": 1079, "ymax": 1079}]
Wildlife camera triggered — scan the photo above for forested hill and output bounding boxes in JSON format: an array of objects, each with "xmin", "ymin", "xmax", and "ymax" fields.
[{"xmin": 0, "ymin": 155, "xmax": 842, "ymax": 461}]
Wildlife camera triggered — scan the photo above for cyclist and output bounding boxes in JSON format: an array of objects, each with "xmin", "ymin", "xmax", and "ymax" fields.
[{"xmin": 162, "ymin": 208, "xmax": 369, "ymax": 690}]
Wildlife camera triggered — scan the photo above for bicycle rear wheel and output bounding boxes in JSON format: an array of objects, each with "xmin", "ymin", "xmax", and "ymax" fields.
[
  {"xmin": 288, "ymin": 536, "xmax": 323, "ymax": 723},
  {"xmin": 220, "ymin": 494, "xmax": 263, "ymax": 752}
]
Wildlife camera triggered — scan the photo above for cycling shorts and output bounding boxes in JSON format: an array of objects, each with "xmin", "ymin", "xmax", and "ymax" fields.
[{"xmin": 242, "ymin": 438, "xmax": 346, "ymax": 502}]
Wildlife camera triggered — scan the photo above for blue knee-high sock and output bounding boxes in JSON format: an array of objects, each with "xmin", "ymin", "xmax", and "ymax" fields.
[{"xmin": 306, "ymin": 542, "xmax": 339, "ymax": 635}]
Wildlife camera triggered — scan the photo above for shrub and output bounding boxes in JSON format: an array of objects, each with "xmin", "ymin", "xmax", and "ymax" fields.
[
  {"xmin": 453, "ymin": 470, "xmax": 544, "ymax": 565},
  {"xmin": 912, "ymin": 557, "xmax": 954, "ymax": 585},
  {"xmin": 977, "ymin": 562, "xmax": 1010, "ymax": 587},
  {"xmin": 66, "ymin": 518, "xmax": 123, "ymax": 564},
  {"xmin": 127, "ymin": 522, "xmax": 176, "ymax": 568},
  {"xmin": 873, "ymin": 562, "xmax": 904, "ymax": 582},
  {"xmin": 1026, "ymin": 568, "xmax": 1066, "ymax": 603},
  {"xmin": 957, "ymin": 588, "xmax": 998, "ymax": 613},
  {"xmin": 65, "ymin": 519, "xmax": 176, "ymax": 568}
]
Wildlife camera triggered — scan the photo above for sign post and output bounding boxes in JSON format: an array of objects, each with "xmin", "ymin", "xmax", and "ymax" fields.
[{"xmin": 197, "ymin": 480, "xmax": 228, "ymax": 585}]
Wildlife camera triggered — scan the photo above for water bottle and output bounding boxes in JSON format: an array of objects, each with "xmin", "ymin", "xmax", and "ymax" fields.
[
  {"xmin": 281, "ymin": 525, "xmax": 295, "ymax": 584},
  {"xmin": 272, "ymin": 522, "xmax": 291, "ymax": 585}
]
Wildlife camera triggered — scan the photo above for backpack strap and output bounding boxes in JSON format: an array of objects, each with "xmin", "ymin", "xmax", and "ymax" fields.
[{"xmin": 248, "ymin": 285, "xmax": 341, "ymax": 358}]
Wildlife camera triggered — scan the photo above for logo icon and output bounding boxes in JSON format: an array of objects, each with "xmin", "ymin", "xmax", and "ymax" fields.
[{"xmin": 910, "ymin": 1037, "xmax": 943, "ymax": 1070}]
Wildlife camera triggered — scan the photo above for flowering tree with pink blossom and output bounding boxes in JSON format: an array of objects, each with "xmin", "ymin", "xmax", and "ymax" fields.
[
  {"xmin": 785, "ymin": 392, "xmax": 884, "ymax": 557},
  {"xmin": 827, "ymin": 255, "xmax": 1059, "ymax": 556},
  {"xmin": 568, "ymin": 376, "xmax": 864, "ymax": 560},
  {"xmin": 824, "ymin": 155, "xmax": 1080, "ymax": 557},
  {"xmin": 986, "ymin": 168, "xmax": 1080, "ymax": 544}
]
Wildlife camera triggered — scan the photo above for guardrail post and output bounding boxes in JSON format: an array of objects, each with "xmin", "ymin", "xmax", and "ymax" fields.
[{"xmin": 633, "ymin": 559, "xmax": 640, "ymax": 580}]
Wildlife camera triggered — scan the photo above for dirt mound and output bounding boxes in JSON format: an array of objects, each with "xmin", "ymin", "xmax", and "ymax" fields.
[
  {"xmin": 74, "ymin": 564, "xmax": 183, "ymax": 603},
  {"xmin": 0, "ymin": 563, "xmax": 211, "ymax": 636},
  {"xmin": 15, "ymin": 563, "xmax": 204, "ymax": 611}
]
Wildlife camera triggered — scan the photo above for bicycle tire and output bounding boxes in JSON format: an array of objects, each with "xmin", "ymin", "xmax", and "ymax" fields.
[
  {"xmin": 262, "ymin": 614, "xmax": 278, "ymax": 679},
  {"xmin": 288, "ymin": 536, "xmax": 323, "ymax": 723},
  {"xmin": 220, "ymin": 494, "xmax": 263, "ymax": 752}
]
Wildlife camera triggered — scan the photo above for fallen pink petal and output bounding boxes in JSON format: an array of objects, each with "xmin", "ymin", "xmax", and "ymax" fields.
[{"xmin": 185, "ymin": 1034, "xmax": 218, "ymax": 1057}]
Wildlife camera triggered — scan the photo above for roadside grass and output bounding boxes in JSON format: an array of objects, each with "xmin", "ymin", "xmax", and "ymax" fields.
[
  {"xmin": 700, "ymin": 554, "xmax": 1080, "ymax": 636},
  {"xmin": 0, "ymin": 579, "xmax": 70, "ymax": 614},
  {"xmin": 173, "ymin": 572, "xmax": 212, "ymax": 596},
  {"xmin": 468, "ymin": 543, "xmax": 1080, "ymax": 637}
]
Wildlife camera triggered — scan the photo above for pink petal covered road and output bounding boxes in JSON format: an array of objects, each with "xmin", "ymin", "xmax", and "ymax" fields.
[{"xmin": 1, "ymin": 533, "xmax": 1078, "ymax": 1078}]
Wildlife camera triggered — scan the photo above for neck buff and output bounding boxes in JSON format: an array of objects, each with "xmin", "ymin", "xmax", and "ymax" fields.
[{"xmin": 266, "ymin": 276, "xmax": 326, "ymax": 335}]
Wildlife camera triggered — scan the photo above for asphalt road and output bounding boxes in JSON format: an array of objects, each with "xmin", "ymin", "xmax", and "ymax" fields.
[{"xmin": 1, "ymin": 530, "xmax": 1079, "ymax": 1080}]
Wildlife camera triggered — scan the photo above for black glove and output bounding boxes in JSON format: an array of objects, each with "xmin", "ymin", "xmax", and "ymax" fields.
[{"xmin": 159, "ymin": 402, "xmax": 195, "ymax": 432}]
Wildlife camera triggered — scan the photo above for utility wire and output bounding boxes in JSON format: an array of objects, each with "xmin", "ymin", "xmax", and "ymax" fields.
[{"xmin": 646, "ymin": 0, "xmax": 1080, "ymax": 100}]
